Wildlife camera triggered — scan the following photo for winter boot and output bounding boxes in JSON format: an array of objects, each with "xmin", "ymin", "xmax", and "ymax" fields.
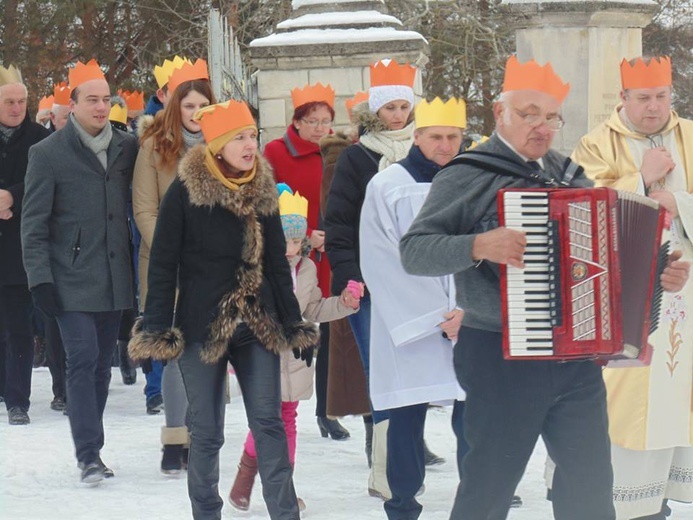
[
  {"xmin": 229, "ymin": 450, "xmax": 258, "ymax": 511},
  {"xmin": 161, "ymin": 426, "xmax": 189, "ymax": 476},
  {"xmin": 317, "ymin": 416, "xmax": 350, "ymax": 440},
  {"xmin": 368, "ymin": 419, "xmax": 392, "ymax": 500},
  {"xmin": 364, "ymin": 418, "xmax": 373, "ymax": 468},
  {"xmin": 118, "ymin": 340, "xmax": 137, "ymax": 385}
]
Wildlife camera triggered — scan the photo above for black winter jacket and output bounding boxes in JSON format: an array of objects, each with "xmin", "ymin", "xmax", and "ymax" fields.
[
  {"xmin": 0, "ymin": 114, "xmax": 50, "ymax": 285},
  {"xmin": 129, "ymin": 145, "xmax": 318, "ymax": 364}
]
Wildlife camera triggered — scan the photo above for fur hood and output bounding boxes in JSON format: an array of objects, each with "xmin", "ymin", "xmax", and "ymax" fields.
[
  {"xmin": 178, "ymin": 144, "xmax": 279, "ymax": 217},
  {"xmin": 320, "ymin": 130, "xmax": 354, "ymax": 157},
  {"xmin": 136, "ymin": 114, "xmax": 155, "ymax": 140},
  {"xmin": 351, "ymin": 102, "xmax": 415, "ymax": 135}
]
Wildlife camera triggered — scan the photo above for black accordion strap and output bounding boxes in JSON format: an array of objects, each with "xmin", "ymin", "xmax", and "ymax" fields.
[{"xmin": 448, "ymin": 150, "xmax": 581, "ymax": 188}]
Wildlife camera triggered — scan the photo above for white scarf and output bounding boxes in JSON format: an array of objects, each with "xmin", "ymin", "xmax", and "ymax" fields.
[{"xmin": 359, "ymin": 122, "xmax": 414, "ymax": 171}]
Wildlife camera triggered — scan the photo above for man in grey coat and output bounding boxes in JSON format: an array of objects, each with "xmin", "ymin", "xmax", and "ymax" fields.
[{"xmin": 21, "ymin": 59, "xmax": 138, "ymax": 484}]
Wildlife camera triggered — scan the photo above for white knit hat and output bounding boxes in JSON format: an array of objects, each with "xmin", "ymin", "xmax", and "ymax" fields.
[{"xmin": 368, "ymin": 59, "xmax": 417, "ymax": 113}]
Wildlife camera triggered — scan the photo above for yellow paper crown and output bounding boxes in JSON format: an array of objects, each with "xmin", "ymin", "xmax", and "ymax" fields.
[
  {"xmin": 53, "ymin": 82, "xmax": 72, "ymax": 105},
  {"xmin": 345, "ymin": 91, "xmax": 369, "ymax": 119},
  {"xmin": 38, "ymin": 95, "xmax": 54, "ymax": 111},
  {"xmin": 370, "ymin": 59, "xmax": 417, "ymax": 88},
  {"xmin": 290, "ymin": 83, "xmax": 336, "ymax": 109},
  {"xmin": 502, "ymin": 55, "xmax": 570, "ymax": 103},
  {"xmin": 195, "ymin": 100, "xmax": 256, "ymax": 143},
  {"xmin": 153, "ymin": 56, "xmax": 191, "ymax": 89},
  {"xmin": 68, "ymin": 59, "xmax": 106, "ymax": 89},
  {"xmin": 278, "ymin": 190, "xmax": 309, "ymax": 218},
  {"xmin": 118, "ymin": 89, "xmax": 145, "ymax": 111},
  {"xmin": 167, "ymin": 59, "xmax": 209, "ymax": 95},
  {"xmin": 415, "ymin": 97, "xmax": 466, "ymax": 129},
  {"xmin": 620, "ymin": 56, "xmax": 672, "ymax": 89},
  {"xmin": 109, "ymin": 104, "xmax": 128, "ymax": 125},
  {"xmin": 0, "ymin": 64, "xmax": 23, "ymax": 86}
]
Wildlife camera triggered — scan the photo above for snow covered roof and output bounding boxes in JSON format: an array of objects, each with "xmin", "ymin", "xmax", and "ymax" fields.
[
  {"xmin": 250, "ymin": 27, "xmax": 425, "ymax": 47},
  {"xmin": 292, "ymin": 0, "xmax": 380, "ymax": 9},
  {"xmin": 277, "ymin": 10, "xmax": 401, "ymax": 30}
]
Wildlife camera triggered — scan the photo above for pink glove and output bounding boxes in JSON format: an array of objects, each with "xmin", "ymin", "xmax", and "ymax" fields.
[{"xmin": 346, "ymin": 280, "xmax": 364, "ymax": 300}]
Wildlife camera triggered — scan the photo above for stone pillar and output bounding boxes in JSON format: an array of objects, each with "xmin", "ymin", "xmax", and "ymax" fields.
[
  {"xmin": 501, "ymin": 0, "xmax": 657, "ymax": 155},
  {"xmin": 250, "ymin": 0, "xmax": 428, "ymax": 145}
]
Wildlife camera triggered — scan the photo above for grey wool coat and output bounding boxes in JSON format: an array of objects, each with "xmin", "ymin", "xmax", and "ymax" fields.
[{"xmin": 21, "ymin": 118, "xmax": 138, "ymax": 312}]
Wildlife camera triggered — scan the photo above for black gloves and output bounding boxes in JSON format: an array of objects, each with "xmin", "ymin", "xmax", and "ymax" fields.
[
  {"xmin": 31, "ymin": 283, "xmax": 62, "ymax": 318},
  {"xmin": 293, "ymin": 346, "xmax": 315, "ymax": 367}
]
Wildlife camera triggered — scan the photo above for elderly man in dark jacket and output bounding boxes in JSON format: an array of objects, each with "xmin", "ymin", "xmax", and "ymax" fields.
[
  {"xmin": 0, "ymin": 65, "xmax": 50, "ymax": 425},
  {"xmin": 21, "ymin": 60, "xmax": 138, "ymax": 484}
]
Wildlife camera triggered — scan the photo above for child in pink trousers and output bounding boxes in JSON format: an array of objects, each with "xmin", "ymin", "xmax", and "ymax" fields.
[{"xmin": 229, "ymin": 184, "xmax": 363, "ymax": 512}]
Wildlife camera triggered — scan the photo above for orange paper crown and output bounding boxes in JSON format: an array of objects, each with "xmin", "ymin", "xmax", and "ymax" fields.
[
  {"xmin": 38, "ymin": 95, "xmax": 54, "ymax": 111},
  {"xmin": 167, "ymin": 59, "xmax": 209, "ymax": 95},
  {"xmin": 502, "ymin": 55, "xmax": 570, "ymax": 103},
  {"xmin": 196, "ymin": 100, "xmax": 256, "ymax": 143},
  {"xmin": 68, "ymin": 59, "xmax": 106, "ymax": 89},
  {"xmin": 118, "ymin": 89, "xmax": 145, "ymax": 112},
  {"xmin": 53, "ymin": 82, "xmax": 72, "ymax": 105},
  {"xmin": 290, "ymin": 83, "xmax": 335, "ymax": 109},
  {"xmin": 620, "ymin": 56, "xmax": 672, "ymax": 90},
  {"xmin": 370, "ymin": 59, "xmax": 417, "ymax": 88},
  {"xmin": 345, "ymin": 91, "xmax": 369, "ymax": 119}
]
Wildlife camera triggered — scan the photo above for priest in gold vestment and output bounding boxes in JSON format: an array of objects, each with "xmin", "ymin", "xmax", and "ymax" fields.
[{"xmin": 573, "ymin": 56, "xmax": 693, "ymax": 520}]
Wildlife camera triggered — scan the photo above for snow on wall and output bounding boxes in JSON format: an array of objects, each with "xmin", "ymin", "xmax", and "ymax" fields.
[
  {"xmin": 251, "ymin": 27, "xmax": 425, "ymax": 47},
  {"xmin": 277, "ymin": 10, "xmax": 401, "ymax": 30}
]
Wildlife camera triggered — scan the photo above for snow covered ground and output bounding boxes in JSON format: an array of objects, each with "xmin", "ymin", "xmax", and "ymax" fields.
[{"xmin": 2, "ymin": 367, "xmax": 692, "ymax": 520}]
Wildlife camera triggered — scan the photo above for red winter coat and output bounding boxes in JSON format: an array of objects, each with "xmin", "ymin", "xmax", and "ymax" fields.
[{"xmin": 264, "ymin": 125, "xmax": 332, "ymax": 297}]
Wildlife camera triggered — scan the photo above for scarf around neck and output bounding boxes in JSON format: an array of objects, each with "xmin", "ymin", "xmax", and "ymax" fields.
[
  {"xmin": 0, "ymin": 122, "xmax": 19, "ymax": 144},
  {"xmin": 398, "ymin": 145, "xmax": 443, "ymax": 183},
  {"xmin": 182, "ymin": 125, "xmax": 205, "ymax": 151},
  {"xmin": 71, "ymin": 113, "xmax": 112, "ymax": 170},
  {"xmin": 359, "ymin": 122, "xmax": 414, "ymax": 171}
]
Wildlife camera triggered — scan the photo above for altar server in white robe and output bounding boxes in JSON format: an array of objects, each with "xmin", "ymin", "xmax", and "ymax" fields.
[{"xmin": 360, "ymin": 97, "xmax": 467, "ymax": 520}]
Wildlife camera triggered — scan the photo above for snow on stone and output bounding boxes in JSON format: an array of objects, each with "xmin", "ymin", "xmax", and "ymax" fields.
[
  {"xmin": 277, "ymin": 11, "xmax": 401, "ymax": 30},
  {"xmin": 251, "ymin": 27, "xmax": 426, "ymax": 47},
  {"xmin": 292, "ymin": 0, "xmax": 376, "ymax": 9}
]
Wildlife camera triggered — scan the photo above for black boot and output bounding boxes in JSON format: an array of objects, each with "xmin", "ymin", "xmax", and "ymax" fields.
[
  {"xmin": 317, "ymin": 416, "xmax": 350, "ymax": 440},
  {"xmin": 118, "ymin": 340, "xmax": 137, "ymax": 385},
  {"xmin": 364, "ymin": 418, "xmax": 373, "ymax": 468},
  {"xmin": 161, "ymin": 444, "xmax": 184, "ymax": 476}
]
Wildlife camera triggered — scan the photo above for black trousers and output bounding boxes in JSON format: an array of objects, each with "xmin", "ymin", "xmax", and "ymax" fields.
[
  {"xmin": 315, "ymin": 322, "xmax": 329, "ymax": 417},
  {"xmin": 57, "ymin": 310, "xmax": 122, "ymax": 465},
  {"xmin": 385, "ymin": 401, "xmax": 468, "ymax": 520},
  {"xmin": 178, "ymin": 324, "xmax": 299, "ymax": 520},
  {"xmin": 0, "ymin": 284, "xmax": 34, "ymax": 411},
  {"xmin": 45, "ymin": 317, "xmax": 66, "ymax": 400},
  {"xmin": 450, "ymin": 327, "xmax": 615, "ymax": 520}
]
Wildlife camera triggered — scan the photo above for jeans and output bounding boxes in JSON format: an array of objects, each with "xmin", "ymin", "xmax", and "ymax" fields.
[
  {"xmin": 57, "ymin": 310, "xmax": 122, "ymax": 465},
  {"xmin": 144, "ymin": 360, "xmax": 163, "ymax": 400},
  {"xmin": 245, "ymin": 400, "xmax": 300, "ymax": 465},
  {"xmin": 347, "ymin": 295, "xmax": 388, "ymax": 424},
  {"xmin": 450, "ymin": 327, "xmax": 614, "ymax": 520},
  {"xmin": 0, "ymin": 284, "xmax": 34, "ymax": 411},
  {"xmin": 385, "ymin": 401, "xmax": 468, "ymax": 520},
  {"xmin": 162, "ymin": 359, "xmax": 188, "ymax": 429},
  {"xmin": 178, "ymin": 324, "xmax": 298, "ymax": 520}
]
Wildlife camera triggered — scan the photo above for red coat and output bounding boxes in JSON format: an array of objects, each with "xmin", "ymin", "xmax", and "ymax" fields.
[{"xmin": 264, "ymin": 125, "xmax": 332, "ymax": 297}]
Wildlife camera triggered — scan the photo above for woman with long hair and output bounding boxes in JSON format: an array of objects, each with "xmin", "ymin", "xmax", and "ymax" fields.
[
  {"xmin": 129, "ymin": 100, "xmax": 317, "ymax": 520},
  {"xmin": 132, "ymin": 60, "xmax": 214, "ymax": 474}
]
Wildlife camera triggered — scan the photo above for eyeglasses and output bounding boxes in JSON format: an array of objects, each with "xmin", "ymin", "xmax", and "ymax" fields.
[
  {"xmin": 513, "ymin": 109, "xmax": 565, "ymax": 131},
  {"xmin": 301, "ymin": 118, "xmax": 333, "ymax": 128}
]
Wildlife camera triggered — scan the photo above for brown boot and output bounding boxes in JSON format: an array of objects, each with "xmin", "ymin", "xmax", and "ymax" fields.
[{"xmin": 229, "ymin": 451, "xmax": 258, "ymax": 511}]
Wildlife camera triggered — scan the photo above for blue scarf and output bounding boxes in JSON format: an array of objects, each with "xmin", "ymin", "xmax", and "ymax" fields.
[{"xmin": 397, "ymin": 145, "xmax": 442, "ymax": 183}]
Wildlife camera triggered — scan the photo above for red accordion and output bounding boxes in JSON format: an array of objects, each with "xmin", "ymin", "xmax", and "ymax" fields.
[{"xmin": 498, "ymin": 187, "xmax": 667, "ymax": 364}]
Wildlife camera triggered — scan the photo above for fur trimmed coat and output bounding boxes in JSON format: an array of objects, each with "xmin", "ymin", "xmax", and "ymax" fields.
[{"xmin": 129, "ymin": 145, "xmax": 318, "ymax": 363}]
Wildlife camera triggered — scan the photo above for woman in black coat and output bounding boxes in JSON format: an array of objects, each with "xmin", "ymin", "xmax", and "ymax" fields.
[{"xmin": 130, "ymin": 100, "xmax": 316, "ymax": 520}]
